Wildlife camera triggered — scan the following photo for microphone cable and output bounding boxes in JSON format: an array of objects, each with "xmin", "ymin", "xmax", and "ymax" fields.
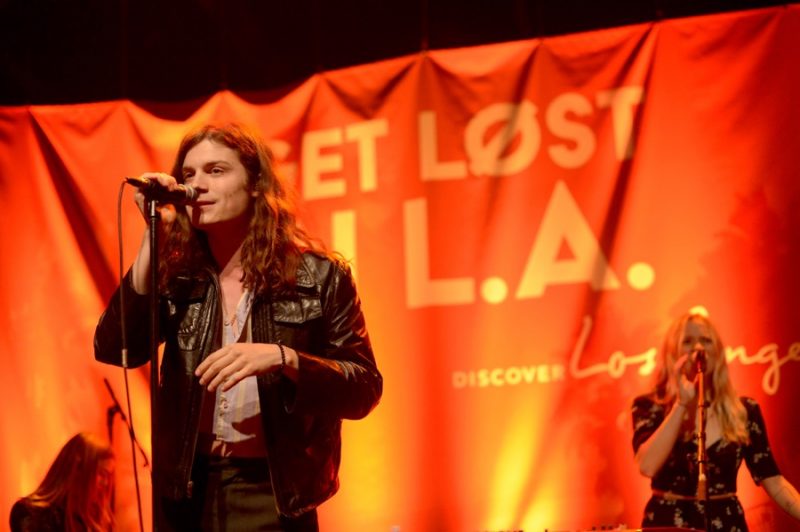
[{"xmin": 115, "ymin": 179, "xmax": 146, "ymax": 532}]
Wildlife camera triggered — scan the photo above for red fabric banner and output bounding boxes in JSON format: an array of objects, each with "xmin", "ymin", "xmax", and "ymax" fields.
[{"xmin": 1, "ymin": 6, "xmax": 799, "ymax": 530}]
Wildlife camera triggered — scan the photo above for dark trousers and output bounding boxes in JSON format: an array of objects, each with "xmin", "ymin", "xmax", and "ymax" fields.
[{"xmin": 159, "ymin": 456, "xmax": 319, "ymax": 532}]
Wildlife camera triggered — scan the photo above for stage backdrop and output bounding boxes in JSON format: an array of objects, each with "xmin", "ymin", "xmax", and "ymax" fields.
[{"xmin": 1, "ymin": 5, "xmax": 799, "ymax": 531}]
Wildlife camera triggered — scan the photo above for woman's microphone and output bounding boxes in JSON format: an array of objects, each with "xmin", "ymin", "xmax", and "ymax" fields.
[
  {"xmin": 694, "ymin": 347, "xmax": 708, "ymax": 501},
  {"xmin": 693, "ymin": 348, "xmax": 707, "ymax": 372}
]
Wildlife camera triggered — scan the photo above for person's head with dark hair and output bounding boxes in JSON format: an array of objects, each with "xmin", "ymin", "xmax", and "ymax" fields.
[
  {"xmin": 10, "ymin": 432, "xmax": 115, "ymax": 532},
  {"xmin": 159, "ymin": 122, "xmax": 328, "ymax": 294}
]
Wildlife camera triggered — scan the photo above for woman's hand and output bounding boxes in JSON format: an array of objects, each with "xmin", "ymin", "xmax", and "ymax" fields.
[{"xmin": 674, "ymin": 353, "xmax": 697, "ymax": 406}]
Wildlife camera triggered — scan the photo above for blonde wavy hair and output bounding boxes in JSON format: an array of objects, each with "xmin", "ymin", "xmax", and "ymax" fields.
[{"xmin": 652, "ymin": 312, "xmax": 749, "ymax": 444}]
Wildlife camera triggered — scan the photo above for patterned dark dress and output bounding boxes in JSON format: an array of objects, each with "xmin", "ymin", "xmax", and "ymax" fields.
[{"xmin": 631, "ymin": 395, "xmax": 780, "ymax": 532}]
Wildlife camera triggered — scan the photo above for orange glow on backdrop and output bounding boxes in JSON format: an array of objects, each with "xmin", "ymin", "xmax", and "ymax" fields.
[{"xmin": 2, "ymin": 6, "xmax": 800, "ymax": 531}]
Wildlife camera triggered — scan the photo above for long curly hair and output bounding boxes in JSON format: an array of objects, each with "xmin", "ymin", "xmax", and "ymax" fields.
[
  {"xmin": 25, "ymin": 432, "xmax": 115, "ymax": 531},
  {"xmin": 652, "ymin": 312, "xmax": 749, "ymax": 444},
  {"xmin": 159, "ymin": 123, "xmax": 329, "ymax": 293}
]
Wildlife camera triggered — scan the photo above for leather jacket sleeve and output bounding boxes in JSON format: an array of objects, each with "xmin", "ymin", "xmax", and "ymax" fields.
[
  {"xmin": 277, "ymin": 256, "xmax": 382, "ymax": 421},
  {"xmin": 93, "ymin": 270, "xmax": 155, "ymax": 369}
]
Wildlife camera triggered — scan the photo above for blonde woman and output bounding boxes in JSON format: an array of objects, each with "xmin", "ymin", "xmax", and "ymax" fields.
[
  {"xmin": 10, "ymin": 432, "xmax": 115, "ymax": 531},
  {"xmin": 632, "ymin": 312, "xmax": 800, "ymax": 531}
]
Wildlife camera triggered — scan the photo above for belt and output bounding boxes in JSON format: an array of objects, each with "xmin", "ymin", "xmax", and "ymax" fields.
[
  {"xmin": 197, "ymin": 432, "xmax": 267, "ymax": 459},
  {"xmin": 653, "ymin": 489, "xmax": 737, "ymax": 501}
]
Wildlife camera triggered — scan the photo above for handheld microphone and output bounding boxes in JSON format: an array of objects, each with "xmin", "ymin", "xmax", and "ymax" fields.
[{"xmin": 125, "ymin": 176, "xmax": 198, "ymax": 204}]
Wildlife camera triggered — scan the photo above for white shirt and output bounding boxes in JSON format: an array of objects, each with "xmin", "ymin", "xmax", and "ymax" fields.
[{"xmin": 198, "ymin": 290, "xmax": 268, "ymax": 457}]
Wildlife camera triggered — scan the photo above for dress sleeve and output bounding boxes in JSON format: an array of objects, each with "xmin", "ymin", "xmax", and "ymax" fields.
[
  {"xmin": 632, "ymin": 394, "xmax": 664, "ymax": 454},
  {"xmin": 742, "ymin": 397, "xmax": 781, "ymax": 485}
]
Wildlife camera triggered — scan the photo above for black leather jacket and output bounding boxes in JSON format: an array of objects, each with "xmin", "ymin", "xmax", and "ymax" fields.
[{"xmin": 94, "ymin": 252, "xmax": 381, "ymax": 517}]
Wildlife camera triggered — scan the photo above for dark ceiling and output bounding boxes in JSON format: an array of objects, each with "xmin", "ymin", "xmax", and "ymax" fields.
[{"xmin": 0, "ymin": 0, "xmax": 790, "ymax": 106}]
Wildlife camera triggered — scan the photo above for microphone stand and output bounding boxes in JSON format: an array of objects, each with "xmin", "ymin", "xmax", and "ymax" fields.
[
  {"xmin": 103, "ymin": 378, "xmax": 150, "ymax": 468},
  {"xmin": 107, "ymin": 405, "xmax": 119, "ymax": 443},
  {"xmin": 147, "ymin": 198, "xmax": 161, "ymax": 531},
  {"xmin": 694, "ymin": 350, "xmax": 708, "ymax": 529}
]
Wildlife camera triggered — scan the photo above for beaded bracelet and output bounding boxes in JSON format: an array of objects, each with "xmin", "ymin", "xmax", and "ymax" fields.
[{"xmin": 277, "ymin": 343, "xmax": 286, "ymax": 374}]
